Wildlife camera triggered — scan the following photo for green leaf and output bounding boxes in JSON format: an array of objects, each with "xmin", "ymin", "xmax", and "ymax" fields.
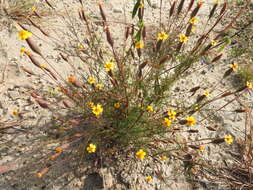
[
  {"xmin": 132, "ymin": 0, "xmax": 141, "ymax": 18},
  {"xmin": 218, "ymin": 37, "xmax": 231, "ymax": 53},
  {"xmin": 134, "ymin": 30, "xmax": 142, "ymax": 41}
]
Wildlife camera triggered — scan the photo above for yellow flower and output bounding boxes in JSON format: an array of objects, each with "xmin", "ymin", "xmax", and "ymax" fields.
[
  {"xmin": 146, "ymin": 106, "xmax": 154, "ymax": 112},
  {"xmin": 145, "ymin": 176, "xmax": 153, "ymax": 183},
  {"xmin": 139, "ymin": 2, "xmax": 144, "ymax": 8},
  {"xmin": 18, "ymin": 30, "xmax": 32, "ymax": 40},
  {"xmin": 189, "ymin": 17, "xmax": 198, "ymax": 25},
  {"xmin": 167, "ymin": 110, "xmax": 177, "ymax": 120},
  {"xmin": 77, "ymin": 45, "xmax": 84, "ymax": 50},
  {"xmin": 95, "ymin": 83, "xmax": 104, "ymax": 90},
  {"xmin": 12, "ymin": 109, "xmax": 20, "ymax": 116},
  {"xmin": 186, "ymin": 116, "xmax": 196, "ymax": 126},
  {"xmin": 199, "ymin": 146, "xmax": 205, "ymax": 151},
  {"xmin": 20, "ymin": 48, "xmax": 27, "ymax": 55},
  {"xmin": 87, "ymin": 77, "xmax": 96, "ymax": 84},
  {"xmin": 92, "ymin": 104, "xmax": 103, "ymax": 117},
  {"xmin": 86, "ymin": 101, "xmax": 94, "ymax": 108},
  {"xmin": 178, "ymin": 33, "xmax": 188, "ymax": 43},
  {"xmin": 114, "ymin": 102, "xmax": 121, "ymax": 108},
  {"xmin": 136, "ymin": 149, "xmax": 146, "ymax": 159},
  {"xmin": 246, "ymin": 81, "xmax": 252, "ymax": 89},
  {"xmin": 163, "ymin": 118, "xmax": 172, "ymax": 127},
  {"xmin": 160, "ymin": 155, "xmax": 167, "ymax": 161},
  {"xmin": 157, "ymin": 32, "xmax": 169, "ymax": 41},
  {"xmin": 55, "ymin": 147, "xmax": 63, "ymax": 153},
  {"xmin": 229, "ymin": 63, "xmax": 238, "ymax": 71},
  {"xmin": 68, "ymin": 76, "xmax": 76, "ymax": 83},
  {"xmin": 104, "ymin": 61, "xmax": 115, "ymax": 72},
  {"xmin": 191, "ymin": 26, "xmax": 197, "ymax": 33},
  {"xmin": 211, "ymin": 40, "xmax": 217, "ymax": 46},
  {"xmin": 31, "ymin": 7, "xmax": 36, "ymax": 12},
  {"xmin": 135, "ymin": 41, "xmax": 144, "ymax": 49},
  {"xmin": 224, "ymin": 135, "xmax": 233, "ymax": 144},
  {"xmin": 203, "ymin": 90, "xmax": 210, "ymax": 97},
  {"xmin": 87, "ymin": 143, "xmax": 96, "ymax": 153}
]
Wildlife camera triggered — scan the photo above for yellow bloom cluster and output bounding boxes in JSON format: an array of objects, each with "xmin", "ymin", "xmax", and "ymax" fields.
[
  {"xmin": 160, "ymin": 155, "xmax": 167, "ymax": 161},
  {"xmin": 12, "ymin": 109, "xmax": 20, "ymax": 116},
  {"xmin": 167, "ymin": 110, "xmax": 176, "ymax": 120},
  {"xmin": 178, "ymin": 34, "xmax": 188, "ymax": 43},
  {"xmin": 104, "ymin": 61, "xmax": 115, "ymax": 72},
  {"xmin": 86, "ymin": 101, "xmax": 94, "ymax": 108},
  {"xmin": 246, "ymin": 81, "xmax": 252, "ymax": 89},
  {"xmin": 163, "ymin": 118, "xmax": 171, "ymax": 127},
  {"xmin": 18, "ymin": 30, "xmax": 32, "ymax": 40},
  {"xmin": 136, "ymin": 149, "xmax": 146, "ymax": 159},
  {"xmin": 229, "ymin": 63, "xmax": 238, "ymax": 71},
  {"xmin": 211, "ymin": 40, "xmax": 217, "ymax": 46},
  {"xmin": 95, "ymin": 83, "xmax": 104, "ymax": 90},
  {"xmin": 87, "ymin": 143, "xmax": 96, "ymax": 153},
  {"xmin": 139, "ymin": 2, "xmax": 144, "ymax": 8},
  {"xmin": 203, "ymin": 90, "xmax": 210, "ymax": 97},
  {"xmin": 114, "ymin": 102, "xmax": 121, "ymax": 108},
  {"xmin": 77, "ymin": 45, "xmax": 85, "ymax": 50},
  {"xmin": 145, "ymin": 176, "xmax": 153, "ymax": 183},
  {"xmin": 199, "ymin": 146, "xmax": 205, "ymax": 151},
  {"xmin": 135, "ymin": 41, "xmax": 144, "ymax": 49},
  {"xmin": 146, "ymin": 106, "xmax": 154, "ymax": 112},
  {"xmin": 157, "ymin": 32, "xmax": 169, "ymax": 41},
  {"xmin": 224, "ymin": 135, "xmax": 233, "ymax": 144},
  {"xmin": 92, "ymin": 104, "xmax": 103, "ymax": 117},
  {"xmin": 87, "ymin": 77, "xmax": 96, "ymax": 84},
  {"xmin": 186, "ymin": 116, "xmax": 196, "ymax": 126},
  {"xmin": 189, "ymin": 17, "xmax": 198, "ymax": 25}
]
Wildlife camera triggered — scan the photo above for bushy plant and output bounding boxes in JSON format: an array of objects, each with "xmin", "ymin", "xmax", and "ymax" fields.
[{"xmin": 1, "ymin": 0, "xmax": 252, "ymax": 188}]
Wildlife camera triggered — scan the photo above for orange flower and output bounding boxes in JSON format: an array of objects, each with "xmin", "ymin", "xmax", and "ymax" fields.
[{"xmin": 68, "ymin": 76, "xmax": 76, "ymax": 83}]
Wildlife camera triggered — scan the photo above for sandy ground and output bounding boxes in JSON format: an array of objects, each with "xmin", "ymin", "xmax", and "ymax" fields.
[{"xmin": 0, "ymin": 0, "xmax": 252, "ymax": 189}]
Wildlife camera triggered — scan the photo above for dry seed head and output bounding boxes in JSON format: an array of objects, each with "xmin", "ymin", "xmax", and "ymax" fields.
[
  {"xmin": 211, "ymin": 54, "xmax": 222, "ymax": 63},
  {"xmin": 50, "ymin": 152, "xmax": 61, "ymax": 160},
  {"xmin": 209, "ymin": 3, "xmax": 218, "ymax": 20},
  {"xmin": 26, "ymin": 38, "xmax": 42, "ymax": 56},
  {"xmin": 170, "ymin": 1, "xmax": 176, "ymax": 17},
  {"xmin": 219, "ymin": 2, "xmax": 227, "ymax": 16},
  {"xmin": 188, "ymin": 0, "xmax": 195, "ymax": 12},
  {"xmin": 177, "ymin": 0, "xmax": 186, "ymax": 15},
  {"xmin": 105, "ymin": 26, "xmax": 114, "ymax": 48},
  {"xmin": 98, "ymin": 2, "xmax": 106, "ymax": 21},
  {"xmin": 36, "ymin": 168, "xmax": 49, "ymax": 178}
]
